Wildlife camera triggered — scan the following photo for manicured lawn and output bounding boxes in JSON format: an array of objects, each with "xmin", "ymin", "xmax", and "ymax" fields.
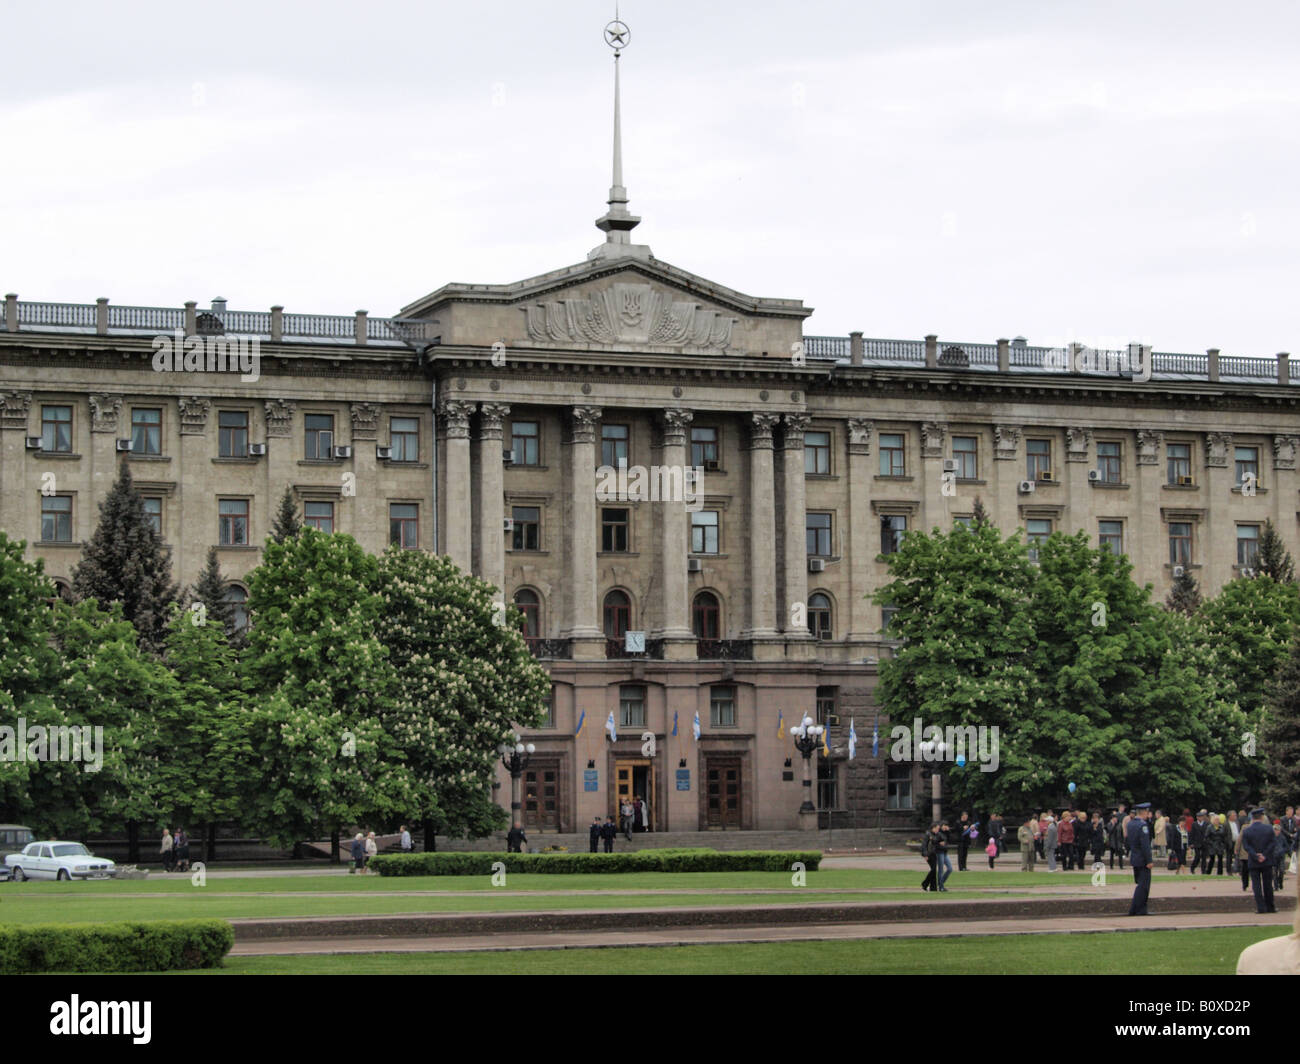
[{"xmin": 181, "ymin": 927, "xmax": 1285, "ymax": 976}]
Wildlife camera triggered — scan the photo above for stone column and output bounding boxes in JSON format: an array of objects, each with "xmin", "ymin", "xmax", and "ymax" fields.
[
  {"xmin": 564, "ymin": 405, "xmax": 605, "ymax": 658},
  {"xmin": 920, "ymin": 420, "xmax": 947, "ymax": 535},
  {"xmin": 655, "ymin": 408, "xmax": 695, "ymax": 658},
  {"xmin": 0, "ymin": 391, "xmax": 33, "ymax": 543},
  {"xmin": 264, "ymin": 399, "xmax": 297, "ymax": 550},
  {"xmin": 177, "ymin": 397, "xmax": 212, "ymax": 579},
  {"xmin": 348, "ymin": 402, "xmax": 381, "ymax": 551},
  {"xmin": 744, "ymin": 413, "xmax": 780, "ymax": 639},
  {"xmin": 1134, "ymin": 429, "xmax": 1163, "ymax": 584},
  {"xmin": 845, "ymin": 417, "xmax": 874, "ymax": 640},
  {"xmin": 1204, "ymin": 432, "xmax": 1232, "ymax": 591},
  {"xmin": 439, "ymin": 399, "xmax": 475, "ymax": 571},
  {"xmin": 780, "ymin": 413, "xmax": 812, "ymax": 639},
  {"xmin": 475, "ymin": 402, "xmax": 510, "ymax": 594}
]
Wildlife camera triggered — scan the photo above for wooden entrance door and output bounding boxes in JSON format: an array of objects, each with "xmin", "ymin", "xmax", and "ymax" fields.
[
  {"xmin": 614, "ymin": 759, "xmax": 656, "ymax": 831},
  {"xmin": 706, "ymin": 757, "xmax": 742, "ymax": 829},
  {"xmin": 523, "ymin": 762, "xmax": 559, "ymax": 831}
]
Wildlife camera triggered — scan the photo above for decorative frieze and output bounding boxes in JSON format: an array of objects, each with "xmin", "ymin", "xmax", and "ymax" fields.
[
  {"xmin": 1205, "ymin": 432, "xmax": 1232, "ymax": 468},
  {"xmin": 1065, "ymin": 427, "xmax": 1092, "ymax": 462},
  {"xmin": 350, "ymin": 402, "xmax": 380, "ymax": 440},
  {"xmin": 0, "ymin": 390, "xmax": 32, "ymax": 431},
  {"xmin": 522, "ymin": 281, "xmax": 736, "ymax": 351},
  {"xmin": 88, "ymin": 393, "xmax": 123, "ymax": 433},
  {"xmin": 920, "ymin": 421, "xmax": 947, "ymax": 459},
  {"xmin": 1136, "ymin": 429, "xmax": 1163, "ymax": 466},
  {"xmin": 264, "ymin": 399, "xmax": 297, "ymax": 438},
  {"xmin": 178, "ymin": 397, "xmax": 211, "ymax": 435},
  {"xmin": 993, "ymin": 424, "xmax": 1021, "ymax": 461}
]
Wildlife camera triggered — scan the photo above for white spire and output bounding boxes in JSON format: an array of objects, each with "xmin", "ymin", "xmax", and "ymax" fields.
[{"xmin": 591, "ymin": 11, "xmax": 650, "ymax": 262}]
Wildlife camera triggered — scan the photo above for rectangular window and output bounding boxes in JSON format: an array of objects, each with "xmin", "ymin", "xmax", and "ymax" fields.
[
  {"xmin": 887, "ymin": 763, "xmax": 913, "ymax": 810},
  {"xmin": 619, "ymin": 685, "xmax": 646, "ymax": 728},
  {"xmin": 1167, "ymin": 442, "xmax": 1192, "ymax": 485},
  {"xmin": 601, "ymin": 424, "xmax": 629, "ymax": 468},
  {"xmin": 304, "ymin": 501, "xmax": 334, "ymax": 533},
  {"xmin": 218, "ymin": 498, "xmax": 249, "ymax": 546},
  {"xmin": 952, "ymin": 436, "xmax": 978, "ymax": 480},
  {"xmin": 710, "ymin": 686, "xmax": 736, "ymax": 728},
  {"xmin": 1027, "ymin": 439, "xmax": 1052, "ymax": 481},
  {"xmin": 881, "ymin": 605, "xmax": 899, "ymax": 632},
  {"xmin": 691, "ymin": 510, "xmax": 719, "ymax": 554},
  {"xmin": 218, "ymin": 411, "xmax": 248, "ymax": 458},
  {"xmin": 691, "ymin": 427, "xmax": 719, "ymax": 468},
  {"xmin": 512, "ymin": 506, "xmax": 540, "ymax": 551},
  {"xmin": 601, "ymin": 507, "xmax": 629, "ymax": 552},
  {"xmin": 816, "ymin": 685, "xmax": 837, "ymax": 725},
  {"xmin": 818, "ymin": 759, "xmax": 839, "ymax": 812},
  {"xmin": 142, "ymin": 497, "xmax": 162, "ymax": 536},
  {"xmin": 1097, "ymin": 441, "xmax": 1122, "ymax": 483},
  {"xmin": 41, "ymin": 405, "xmax": 73, "ymax": 453},
  {"xmin": 1169, "ymin": 522, "xmax": 1192, "ymax": 566},
  {"xmin": 1026, "ymin": 518, "xmax": 1052, "ymax": 563},
  {"xmin": 879, "ymin": 433, "xmax": 905, "ymax": 477},
  {"xmin": 1235, "ymin": 446, "xmax": 1259, "ymax": 489},
  {"xmin": 131, "ymin": 408, "xmax": 161, "ymax": 455},
  {"xmin": 1099, "ymin": 520, "xmax": 1123, "ymax": 555},
  {"xmin": 305, "ymin": 414, "xmax": 334, "ymax": 460},
  {"xmin": 390, "ymin": 503, "xmax": 419, "ymax": 548},
  {"xmin": 41, "ymin": 495, "xmax": 72, "ymax": 543},
  {"xmin": 804, "ymin": 430, "xmax": 830, "ymax": 474},
  {"xmin": 1237, "ymin": 524, "xmax": 1260, "ymax": 568},
  {"xmin": 511, "ymin": 421, "xmax": 539, "ymax": 466},
  {"xmin": 390, "ymin": 417, "xmax": 419, "ymax": 462},
  {"xmin": 807, "ymin": 512, "xmax": 832, "ymax": 556},
  {"xmin": 881, "ymin": 514, "xmax": 907, "ymax": 555},
  {"xmin": 539, "ymin": 686, "xmax": 555, "ymax": 729}
]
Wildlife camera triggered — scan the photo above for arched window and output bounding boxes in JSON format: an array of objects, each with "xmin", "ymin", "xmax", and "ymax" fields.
[
  {"xmin": 808, "ymin": 592, "xmax": 832, "ymax": 640},
  {"xmin": 224, "ymin": 584, "xmax": 249, "ymax": 636},
  {"xmin": 49, "ymin": 579, "xmax": 74, "ymax": 606},
  {"xmin": 514, "ymin": 588, "xmax": 540, "ymax": 642},
  {"xmin": 692, "ymin": 591, "xmax": 720, "ymax": 640},
  {"xmin": 603, "ymin": 590, "xmax": 631, "ymax": 639}
]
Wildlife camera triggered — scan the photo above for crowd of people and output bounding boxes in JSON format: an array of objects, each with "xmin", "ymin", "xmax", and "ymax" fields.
[
  {"xmin": 158, "ymin": 827, "xmax": 191, "ymax": 873},
  {"xmin": 920, "ymin": 804, "xmax": 1299, "ymax": 893}
]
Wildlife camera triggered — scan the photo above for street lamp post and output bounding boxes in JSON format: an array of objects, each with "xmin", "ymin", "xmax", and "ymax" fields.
[
  {"xmin": 789, "ymin": 715, "xmax": 824, "ymax": 832},
  {"xmin": 918, "ymin": 739, "xmax": 948, "ymax": 824},
  {"xmin": 498, "ymin": 736, "xmax": 536, "ymax": 834}
]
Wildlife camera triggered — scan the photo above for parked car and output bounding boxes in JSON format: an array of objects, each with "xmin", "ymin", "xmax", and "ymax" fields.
[
  {"xmin": 5, "ymin": 840, "xmax": 117, "ymax": 881},
  {"xmin": 0, "ymin": 825, "xmax": 35, "ymax": 882}
]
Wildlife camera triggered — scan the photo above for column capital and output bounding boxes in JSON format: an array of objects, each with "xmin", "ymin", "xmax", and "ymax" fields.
[
  {"xmin": 439, "ymin": 399, "xmax": 476, "ymax": 440},
  {"xmin": 264, "ymin": 398, "xmax": 297, "ymax": 438},
  {"xmin": 569, "ymin": 405, "xmax": 603, "ymax": 444},
  {"xmin": 920, "ymin": 420, "xmax": 947, "ymax": 459},
  {"xmin": 1065, "ymin": 427, "xmax": 1092, "ymax": 463},
  {"xmin": 178, "ymin": 396, "xmax": 211, "ymax": 435},
  {"xmin": 660, "ymin": 407, "xmax": 694, "ymax": 447},
  {"xmin": 993, "ymin": 423, "xmax": 1021, "ymax": 461},
  {"xmin": 1136, "ymin": 429, "xmax": 1163, "ymax": 466},
  {"xmin": 350, "ymin": 401, "xmax": 380, "ymax": 440},
  {"xmin": 782, "ymin": 412, "xmax": 811, "ymax": 448},
  {"xmin": 1205, "ymin": 431, "xmax": 1232, "ymax": 468},
  {"xmin": 748, "ymin": 412, "xmax": 780, "ymax": 450},
  {"xmin": 846, "ymin": 417, "xmax": 873, "ymax": 455},
  {"xmin": 0, "ymin": 390, "xmax": 32, "ymax": 431},
  {"xmin": 88, "ymin": 393, "xmax": 124, "ymax": 434},
  {"xmin": 1274, "ymin": 434, "xmax": 1299, "ymax": 471},
  {"xmin": 479, "ymin": 403, "xmax": 511, "ymax": 440}
]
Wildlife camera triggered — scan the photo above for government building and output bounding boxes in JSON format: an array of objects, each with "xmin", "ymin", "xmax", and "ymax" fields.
[{"xmin": 3, "ymin": 40, "xmax": 1297, "ymax": 838}]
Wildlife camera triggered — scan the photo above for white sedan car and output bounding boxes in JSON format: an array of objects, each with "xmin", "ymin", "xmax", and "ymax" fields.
[{"xmin": 5, "ymin": 841, "xmax": 117, "ymax": 881}]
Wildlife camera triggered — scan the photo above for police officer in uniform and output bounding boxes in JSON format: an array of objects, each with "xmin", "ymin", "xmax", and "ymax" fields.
[
  {"xmin": 1127, "ymin": 802, "xmax": 1154, "ymax": 916},
  {"xmin": 1241, "ymin": 808, "xmax": 1279, "ymax": 915}
]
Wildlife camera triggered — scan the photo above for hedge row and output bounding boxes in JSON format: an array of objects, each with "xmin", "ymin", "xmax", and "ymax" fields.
[
  {"xmin": 0, "ymin": 920, "xmax": 234, "ymax": 974},
  {"xmin": 369, "ymin": 849, "xmax": 822, "ymax": 876}
]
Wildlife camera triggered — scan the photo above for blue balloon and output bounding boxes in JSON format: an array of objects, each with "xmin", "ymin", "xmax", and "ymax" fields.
[
  {"xmin": 1068, "ymin": 782, "xmax": 1077, "ymax": 793},
  {"xmin": 955, "ymin": 754, "xmax": 967, "ymax": 768}
]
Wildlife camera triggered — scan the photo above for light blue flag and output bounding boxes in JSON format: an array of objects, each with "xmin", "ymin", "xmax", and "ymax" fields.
[
  {"xmin": 574, "ymin": 709, "xmax": 585, "ymax": 736},
  {"xmin": 605, "ymin": 712, "xmax": 618, "ymax": 742},
  {"xmin": 672, "ymin": 711, "xmax": 678, "ymax": 737},
  {"xmin": 693, "ymin": 711, "xmax": 701, "ymax": 741},
  {"xmin": 872, "ymin": 716, "xmax": 879, "ymax": 758},
  {"xmin": 849, "ymin": 718, "xmax": 858, "ymax": 761}
]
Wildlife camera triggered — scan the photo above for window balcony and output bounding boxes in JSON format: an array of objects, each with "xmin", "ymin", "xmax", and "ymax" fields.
[{"xmin": 696, "ymin": 639, "xmax": 754, "ymax": 661}]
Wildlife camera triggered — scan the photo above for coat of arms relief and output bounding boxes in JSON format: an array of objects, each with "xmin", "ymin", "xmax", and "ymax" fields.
[{"xmin": 522, "ymin": 282, "xmax": 737, "ymax": 351}]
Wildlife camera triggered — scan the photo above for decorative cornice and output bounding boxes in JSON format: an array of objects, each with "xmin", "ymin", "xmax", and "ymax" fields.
[
  {"xmin": 994, "ymin": 424, "xmax": 1021, "ymax": 461},
  {"xmin": 88, "ymin": 393, "xmax": 123, "ymax": 433},
  {"xmin": 350, "ymin": 402, "xmax": 380, "ymax": 441},
  {"xmin": 0, "ymin": 390, "xmax": 32, "ymax": 431},
  {"xmin": 479, "ymin": 402, "xmax": 511, "ymax": 440},
  {"xmin": 178, "ymin": 397, "xmax": 211, "ymax": 435},
  {"xmin": 439, "ymin": 399, "xmax": 476, "ymax": 440},
  {"xmin": 264, "ymin": 398, "xmax": 297, "ymax": 438},
  {"xmin": 920, "ymin": 421, "xmax": 947, "ymax": 459},
  {"xmin": 1136, "ymin": 429, "xmax": 1163, "ymax": 466},
  {"xmin": 1065, "ymin": 427, "xmax": 1092, "ymax": 462},
  {"xmin": 569, "ymin": 405, "xmax": 604, "ymax": 445},
  {"xmin": 1205, "ymin": 432, "xmax": 1232, "ymax": 468}
]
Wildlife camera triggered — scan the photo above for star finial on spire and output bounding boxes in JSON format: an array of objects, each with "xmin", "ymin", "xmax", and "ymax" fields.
[{"xmin": 591, "ymin": 8, "xmax": 646, "ymax": 259}]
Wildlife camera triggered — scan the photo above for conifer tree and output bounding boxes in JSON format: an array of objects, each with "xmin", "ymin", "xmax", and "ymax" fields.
[
  {"xmin": 71, "ymin": 462, "xmax": 178, "ymax": 653},
  {"xmin": 1262, "ymin": 636, "xmax": 1300, "ymax": 812},
  {"xmin": 1256, "ymin": 519, "xmax": 1295, "ymax": 583},
  {"xmin": 1166, "ymin": 566, "xmax": 1202, "ymax": 614},
  {"xmin": 190, "ymin": 547, "xmax": 235, "ymax": 636},
  {"xmin": 269, "ymin": 487, "xmax": 301, "ymax": 543},
  {"xmin": 971, "ymin": 497, "xmax": 991, "ymax": 528}
]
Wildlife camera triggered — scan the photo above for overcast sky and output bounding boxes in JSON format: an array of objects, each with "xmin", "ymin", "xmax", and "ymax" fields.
[{"xmin": 3, "ymin": 0, "xmax": 1297, "ymax": 354}]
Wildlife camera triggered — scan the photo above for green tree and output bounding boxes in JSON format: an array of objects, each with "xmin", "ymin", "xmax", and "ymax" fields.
[
  {"xmin": 189, "ymin": 546, "xmax": 236, "ymax": 636},
  {"xmin": 1256, "ymin": 519, "xmax": 1295, "ymax": 584},
  {"xmin": 1165, "ymin": 566, "xmax": 1202, "ymax": 615},
  {"xmin": 269, "ymin": 486, "xmax": 301, "ymax": 544},
  {"xmin": 1261, "ymin": 636, "xmax": 1300, "ymax": 812},
  {"xmin": 375, "ymin": 548, "xmax": 551, "ymax": 846},
  {"xmin": 70, "ymin": 462, "xmax": 178, "ymax": 653}
]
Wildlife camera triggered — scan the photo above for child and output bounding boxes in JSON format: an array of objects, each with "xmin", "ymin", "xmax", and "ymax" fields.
[{"xmin": 986, "ymin": 836, "xmax": 999, "ymax": 869}]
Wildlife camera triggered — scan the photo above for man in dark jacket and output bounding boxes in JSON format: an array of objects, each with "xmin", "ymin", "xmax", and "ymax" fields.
[
  {"xmin": 1107, "ymin": 813, "xmax": 1125, "ymax": 869},
  {"xmin": 588, "ymin": 816, "xmax": 602, "ymax": 853},
  {"xmin": 600, "ymin": 816, "xmax": 617, "ymax": 853},
  {"xmin": 1189, "ymin": 810, "xmax": 1210, "ymax": 874},
  {"xmin": 1126, "ymin": 803, "xmax": 1154, "ymax": 916},
  {"xmin": 1242, "ymin": 808, "xmax": 1278, "ymax": 914},
  {"xmin": 920, "ymin": 823, "xmax": 940, "ymax": 892},
  {"xmin": 506, "ymin": 825, "xmax": 527, "ymax": 853},
  {"xmin": 955, "ymin": 811, "xmax": 973, "ymax": 872},
  {"xmin": 349, "ymin": 832, "xmax": 366, "ymax": 874}
]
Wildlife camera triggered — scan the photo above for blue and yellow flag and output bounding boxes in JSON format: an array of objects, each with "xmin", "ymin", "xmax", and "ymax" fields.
[
  {"xmin": 574, "ymin": 709, "xmax": 585, "ymax": 736},
  {"xmin": 776, "ymin": 709, "xmax": 784, "ymax": 738},
  {"xmin": 821, "ymin": 721, "xmax": 830, "ymax": 757}
]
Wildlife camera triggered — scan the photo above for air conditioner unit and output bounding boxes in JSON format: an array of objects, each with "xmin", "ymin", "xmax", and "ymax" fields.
[
  {"xmin": 1018, "ymin": 480, "xmax": 1036, "ymax": 494},
  {"xmin": 687, "ymin": 558, "xmax": 703, "ymax": 573},
  {"xmin": 503, "ymin": 517, "xmax": 515, "ymax": 533},
  {"xmin": 1087, "ymin": 469, "xmax": 1101, "ymax": 482},
  {"xmin": 115, "ymin": 438, "xmax": 133, "ymax": 452},
  {"xmin": 503, "ymin": 449, "xmax": 514, "ymax": 465},
  {"xmin": 703, "ymin": 459, "xmax": 720, "ymax": 472},
  {"xmin": 332, "ymin": 445, "xmax": 353, "ymax": 459},
  {"xmin": 25, "ymin": 437, "xmax": 42, "ymax": 450},
  {"xmin": 248, "ymin": 443, "xmax": 268, "ymax": 456},
  {"xmin": 1036, "ymin": 470, "xmax": 1053, "ymax": 482},
  {"xmin": 1177, "ymin": 475, "xmax": 1194, "ymax": 487},
  {"xmin": 942, "ymin": 458, "xmax": 958, "ymax": 473},
  {"xmin": 808, "ymin": 558, "xmax": 827, "ymax": 573},
  {"xmin": 1172, "ymin": 565, "xmax": 1185, "ymax": 578},
  {"xmin": 376, "ymin": 445, "xmax": 393, "ymax": 460}
]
